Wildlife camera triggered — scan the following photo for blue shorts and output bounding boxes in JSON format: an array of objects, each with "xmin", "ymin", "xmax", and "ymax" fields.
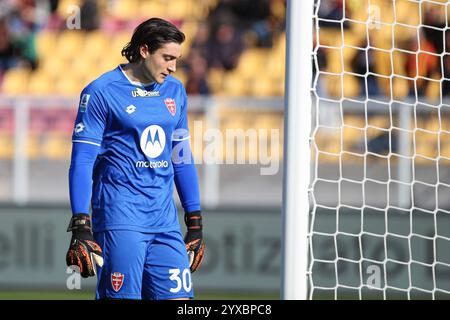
[{"xmin": 93, "ymin": 229, "xmax": 193, "ymax": 300}]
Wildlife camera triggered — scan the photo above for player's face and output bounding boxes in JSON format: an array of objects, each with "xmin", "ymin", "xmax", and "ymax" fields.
[{"xmin": 140, "ymin": 42, "xmax": 182, "ymax": 84}]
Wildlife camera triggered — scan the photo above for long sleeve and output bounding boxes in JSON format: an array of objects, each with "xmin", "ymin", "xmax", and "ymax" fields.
[
  {"xmin": 172, "ymin": 85, "xmax": 201, "ymax": 214},
  {"xmin": 173, "ymin": 139, "xmax": 201, "ymax": 214},
  {"xmin": 68, "ymin": 141, "xmax": 100, "ymax": 215}
]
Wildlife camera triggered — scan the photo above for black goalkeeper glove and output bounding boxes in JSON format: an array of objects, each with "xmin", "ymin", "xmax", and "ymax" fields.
[
  {"xmin": 184, "ymin": 211, "xmax": 205, "ymax": 273},
  {"xmin": 66, "ymin": 214, "xmax": 103, "ymax": 278}
]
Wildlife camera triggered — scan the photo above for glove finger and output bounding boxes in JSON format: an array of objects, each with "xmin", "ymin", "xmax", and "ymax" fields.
[
  {"xmin": 187, "ymin": 250, "xmax": 194, "ymax": 267},
  {"xmin": 66, "ymin": 248, "xmax": 84, "ymax": 274},
  {"xmin": 191, "ymin": 242, "xmax": 205, "ymax": 273},
  {"xmin": 66, "ymin": 248, "xmax": 78, "ymax": 267},
  {"xmin": 68, "ymin": 249, "xmax": 85, "ymax": 275},
  {"xmin": 185, "ymin": 239, "xmax": 201, "ymax": 252},
  {"xmin": 78, "ymin": 244, "xmax": 95, "ymax": 278},
  {"xmin": 191, "ymin": 251, "xmax": 204, "ymax": 273},
  {"xmin": 91, "ymin": 252, "xmax": 104, "ymax": 267},
  {"xmin": 84, "ymin": 240, "xmax": 103, "ymax": 256}
]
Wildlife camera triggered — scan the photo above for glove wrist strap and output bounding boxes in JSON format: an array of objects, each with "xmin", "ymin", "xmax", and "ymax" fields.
[
  {"xmin": 67, "ymin": 213, "xmax": 92, "ymax": 232},
  {"xmin": 185, "ymin": 211, "xmax": 202, "ymax": 231}
]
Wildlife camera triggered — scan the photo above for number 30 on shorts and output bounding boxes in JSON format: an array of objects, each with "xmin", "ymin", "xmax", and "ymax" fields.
[{"xmin": 169, "ymin": 268, "xmax": 192, "ymax": 293}]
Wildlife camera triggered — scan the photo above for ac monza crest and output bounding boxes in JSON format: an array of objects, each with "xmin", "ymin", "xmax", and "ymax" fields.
[
  {"xmin": 164, "ymin": 98, "xmax": 176, "ymax": 116},
  {"xmin": 111, "ymin": 272, "xmax": 124, "ymax": 292}
]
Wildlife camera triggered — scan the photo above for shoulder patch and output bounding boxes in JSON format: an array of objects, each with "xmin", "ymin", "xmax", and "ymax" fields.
[{"xmin": 79, "ymin": 94, "xmax": 90, "ymax": 113}]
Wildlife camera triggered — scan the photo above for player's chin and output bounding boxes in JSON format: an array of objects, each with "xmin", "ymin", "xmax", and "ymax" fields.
[{"xmin": 157, "ymin": 74, "xmax": 168, "ymax": 84}]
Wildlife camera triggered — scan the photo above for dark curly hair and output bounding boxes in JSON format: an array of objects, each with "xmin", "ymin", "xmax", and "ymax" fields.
[{"xmin": 121, "ymin": 18, "xmax": 185, "ymax": 63}]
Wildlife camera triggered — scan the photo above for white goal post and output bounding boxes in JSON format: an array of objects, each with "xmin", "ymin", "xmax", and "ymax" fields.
[
  {"xmin": 283, "ymin": 0, "xmax": 450, "ymax": 300},
  {"xmin": 282, "ymin": 0, "xmax": 314, "ymax": 300}
]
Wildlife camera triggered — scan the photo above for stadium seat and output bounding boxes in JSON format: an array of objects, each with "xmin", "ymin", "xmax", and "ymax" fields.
[
  {"xmin": 180, "ymin": 20, "xmax": 199, "ymax": 50},
  {"xmin": 27, "ymin": 134, "xmax": 40, "ymax": 160},
  {"xmin": 343, "ymin": 31, "xmax": 364, "ymax": 48},
  {"xmin": 221, "ymin": 71, "xmax": 249, "ymax": 96},
  {"xmin": 207, "ymin": 68, "xmax": 225, "ymax": 93},
  {"xmin": 0, "ymin": 135, "xmax": 13, "ymax": 159},
  {"xmin": 71, "ymin": 57, "xmax": 96, "ymax": 80},
  {"xmin": 327, "ymin": 48, "xmax": 343, "ymax": 74},
  {"xmin": 42, "ymin": 132, "xmax": 71, "ymax": 160},
  {"xmin": 426, "ymin": 117, "xmax": 440, "ymax": 133},
  {"xmin": 0, "ymin": 109, "xmax": 14, "ymax": 159},
  {"xmin": 167, "ymin": 0, "xmax": 193, "ymax": 20},
  {"xmin": 219, "ymin": 109, "xmax": 250, "ymax": 131},
  {"xmin": 235, "ymin": 48, "xmax": 270, "ymax": 80},
  {"xmin": 272, "ymin": 76, "xmax": 285, "ymax": 96},
  {"xmin": 139, "ymin": 0, "xmax": 165, "ymax": 17},
  {"xmin": 28, "ymin": 71, "xmax": 54, "ymax": 95},
  {"xmin": 98, "ymin": 54, "xmax": 127, "ymax": 75},
  {"xmin": 344, "ymin": 115, "xmax": 365, "ymax": 129},
  {"xmin": 425, "ymin": 77, "xmax": 441, "ymax": 101},
  {"xmin": 108, "ymin": 0, "xmax": 138, "ymax": 20},
  {"xmin": 315, "ymin": 127, "xmax": 342, "ymax": 155},
  {"xmin": 266, "ymin": 54, "xmax": 285, "ymax": 82},
  {"xmin": 110, "ymin": 31, "xmax": 131, "ymax": 61},
  {"xmin": 2, "ymin": 68, "xmax": 31, "ymax": 94},
  {"xmin": 273, "ymin": 32, "xmax": 286, "ymax": 58},
  {"xmin": 54, "ymin": 75, "xmax": 84, "ymax": 95},
  {"xmin": 395, "ymin": 0, "xmax": 420, "ymax": 30},
  {"xmin": 56, "ymin": 30, "xmax": 86, "ymax": 60},
  {"xmin": 318, "ymin": 29, "xmax": 342, "ymax": 47},
  {"xmin": 440, "ymin": 134, "xmax": 450, "ymax": 159},
  {"xmin": 83, "ymin": 31, "xmax": 109, "ymax": 60},
  {"xmin": 369, "ymin": 24, "xmax": 393, "ymax": 51},
  {"xmin": 250, "ymin": 76, "xmax": 276, "ymax": 97},
  {"xmin": 253, "ymin": 112, "xmax": 282, "ymax": 130},
  {"xmin": 35, "ymin": 31, "xmax": 57, "ymax": 61},
  {"xmin": 57, "ymin": 0, "xmax": 81, "ymax": 18},
  {"xmin": 391, "ymin": 77, "xmax": 410, "ymax": 99},
  {"xmin": 344, "ymin": 75, "xmax": 360, "ymax": 98},
  {"xmin": 40, "ymin": 56, "xmax": 69, "ymax": 79},
  {"xmin": 343, "ymin": 126, "xmax": 365, "ymax": 153},
  {"xmin": 368, "ymin": 116, "xmax": 390, "ymax": 130},
  {"xmin": 415, "ymin": 131, "xmax": 439, "ymax": 159},
  {"xmin": 325, "ymin": 74, "xmax": 343, "ymax": 98},
  {"xmin": 392, "ymin": 51, "xmax": 407, "ymax": 77}
]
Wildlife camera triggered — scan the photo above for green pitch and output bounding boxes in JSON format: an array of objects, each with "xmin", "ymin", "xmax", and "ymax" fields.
[{"xmin": 0, "ymin": 290, "xmax": 279, "ymax": 300}]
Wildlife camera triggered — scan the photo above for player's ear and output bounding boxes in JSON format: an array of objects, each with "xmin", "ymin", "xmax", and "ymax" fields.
[{"xmin": 139, "ymin": 44, "xmax": 149, "ymax": 59}]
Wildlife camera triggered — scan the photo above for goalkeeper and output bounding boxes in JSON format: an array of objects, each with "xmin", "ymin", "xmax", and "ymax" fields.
[{"xmin": 66, "ymin": 17, "xmax": 205, "ymax": 300}]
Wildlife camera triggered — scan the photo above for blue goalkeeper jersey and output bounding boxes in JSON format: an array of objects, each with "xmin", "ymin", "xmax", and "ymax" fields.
[{"xmin": 71, "ymin": 65, "xmax": 198, "ymax": 233}]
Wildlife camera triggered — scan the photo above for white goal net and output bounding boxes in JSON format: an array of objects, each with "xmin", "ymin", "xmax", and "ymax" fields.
[{"xmin": 309, "ymin": 0, "xmax": 450, "ymax": 299}]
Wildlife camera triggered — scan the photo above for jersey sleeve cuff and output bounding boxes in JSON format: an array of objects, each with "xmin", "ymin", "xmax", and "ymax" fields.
[{"xmin": 72, "ymin": 138, "xmax": 102, "ymax": 146}]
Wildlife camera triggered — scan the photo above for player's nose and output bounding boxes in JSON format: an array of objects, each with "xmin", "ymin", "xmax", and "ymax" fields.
[{"xmin": 168, "ymin": 61, "xmax": 176, "ymax": 73}]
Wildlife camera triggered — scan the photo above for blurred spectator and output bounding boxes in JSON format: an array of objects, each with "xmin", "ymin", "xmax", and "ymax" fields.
[
  {"xmin": 216, "ymin": 0, "xmax": 272, "ymax": 47},
  {"xmin": 184, "ymin": 48, "xmax": 210, "ymax": 95},
  {"xmin": 317, "ymin": 0, "xmax": 349, "ymax": 29},
  {"xmin": 441, "ymin": 31, "xmax": 450, "ymax": 96},
  {"xmin": 80, "ymin": 0, "xmax": 100, "ymax": 31},
  {"xmin": 206, "ymin": 11, "xmax": 244, "ymax": 71},
  {"xmin": 190, "ymin": 21, "xmax": 210, "ymax": 61},
  {"xmin": 46, "ymin": 0, "xmax": 65, "ymax": 30},
  {"xmin": 351, "ymin": 41, "xmax": 381, "ymax": 97},
  {"xmin": 208, "ymin": 0, "xmax": 284, "ymax": 48},
  {"xmin": 0, "ymin": 18, "xmax": 21, "ymax": 75},
  {"xmin": 3, "ymin": 0, "xmax": 43, "ymax": 70},
  {"xmin": 422, "ymin": 4, "xmax": 446, "ymax": 54},
  {"xmin": 407, "ymin": 29, "xmax": 440, "ymax": 97}
]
